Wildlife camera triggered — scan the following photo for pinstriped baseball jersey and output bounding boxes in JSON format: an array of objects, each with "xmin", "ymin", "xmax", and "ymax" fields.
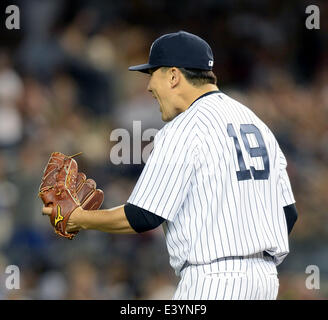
[{"xmin": 128, "ymin": 90, "xmax": 295, "ymax": 276}]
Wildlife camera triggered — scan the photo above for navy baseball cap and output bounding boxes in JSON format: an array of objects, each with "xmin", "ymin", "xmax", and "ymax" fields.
[{"xmin": 128, "ymin": 31, "xmax": 214, "ymax": 73}]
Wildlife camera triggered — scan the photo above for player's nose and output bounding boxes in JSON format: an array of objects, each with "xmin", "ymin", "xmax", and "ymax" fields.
[{"xmin": 147, "ymin": 82, "xmax": 152, "ymax": 93}]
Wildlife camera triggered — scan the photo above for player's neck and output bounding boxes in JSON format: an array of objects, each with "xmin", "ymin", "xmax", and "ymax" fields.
[{"xmin": 181, "ymin": 84, "xmax": 219, "ymax": 111}]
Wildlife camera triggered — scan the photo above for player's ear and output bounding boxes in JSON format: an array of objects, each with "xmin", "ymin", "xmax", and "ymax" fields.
[{"xmin": 169, "ymin": 67, "xmax": 180, "ymax": 88}]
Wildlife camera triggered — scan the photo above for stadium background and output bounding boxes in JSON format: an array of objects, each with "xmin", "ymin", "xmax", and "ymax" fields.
[{"xmin": 0, "ymin": 0, "xmax": 327, "ymax": 299}]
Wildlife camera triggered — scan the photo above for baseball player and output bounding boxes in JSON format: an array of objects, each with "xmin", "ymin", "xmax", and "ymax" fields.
[{"xmin": 42, "ymin": 31, "xmax": 298, "ymax": 300}]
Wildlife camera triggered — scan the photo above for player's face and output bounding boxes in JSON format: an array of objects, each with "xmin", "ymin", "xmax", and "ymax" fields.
[{"xmin": 147, "ymin": 67, "xmax": 178, "ymax": 122}]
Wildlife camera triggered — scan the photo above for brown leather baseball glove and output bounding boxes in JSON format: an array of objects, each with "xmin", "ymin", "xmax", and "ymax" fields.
[
  {"xmin": 38, "ymin": 152, "xmax": 104, "ymax": 239},
  {"xmin": 76, "ymin": 171, "xmax": 104, "ymax": 210}
]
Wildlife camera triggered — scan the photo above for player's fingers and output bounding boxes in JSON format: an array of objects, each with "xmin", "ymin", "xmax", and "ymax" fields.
[{"xmin": 42, "ymin": 206, "xmax": 52, "ymax": 216}]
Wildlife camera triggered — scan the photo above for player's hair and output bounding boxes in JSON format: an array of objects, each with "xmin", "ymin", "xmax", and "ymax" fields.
[
  {"xmin": 179, "ymin": 68, "xmax": 217, "ymax": 86},
  {"xmin": 160, "ymin": 67, "xmax": 217, "ymax": 87}
]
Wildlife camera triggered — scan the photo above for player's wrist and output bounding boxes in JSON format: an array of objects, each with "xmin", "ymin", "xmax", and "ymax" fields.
[{"xmin": 68, "ymin": 206, "xmax": 86, "ymax": 231}]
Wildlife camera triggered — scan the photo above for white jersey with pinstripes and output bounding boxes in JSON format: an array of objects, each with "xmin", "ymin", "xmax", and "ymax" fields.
[{"xmin": 128, "ymin": 91, "xmax": 295, "ymax": 276}]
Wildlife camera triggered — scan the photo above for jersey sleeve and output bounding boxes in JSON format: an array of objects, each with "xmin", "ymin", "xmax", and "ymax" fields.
[
  {"xmin": 128, "ymin": 124, "xmax": 198, "ymax": 222},
  {"xmin": 278, "ymin": 146, "xmax": 295, "ymax": 207}
]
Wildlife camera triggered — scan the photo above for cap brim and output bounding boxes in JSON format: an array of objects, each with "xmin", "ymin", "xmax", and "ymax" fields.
[{"xmin": 128, "ymin": 63, "xmax": 156, "ymax": 74}]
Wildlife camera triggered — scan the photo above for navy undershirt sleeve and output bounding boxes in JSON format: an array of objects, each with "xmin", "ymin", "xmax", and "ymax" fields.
[
  {"xmin": 283, "ymin": 203, "xmax": 298, "ymax": 234},
  {"xmin": 124, "ymin": 203, "xmax": 166, "ymax": 233},
  {"xmin": 125, "ymin": 203, "xmax": 297, "ymax": 235}
]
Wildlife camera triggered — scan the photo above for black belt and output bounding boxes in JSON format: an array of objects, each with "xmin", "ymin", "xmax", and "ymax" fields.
[
  {"xmin": 263, "ymin": 251, "xmax": 272, "ymax": 258},
  {"xmin": 180, "ymin": 251, "xmax": 273, "ymax": 273}
]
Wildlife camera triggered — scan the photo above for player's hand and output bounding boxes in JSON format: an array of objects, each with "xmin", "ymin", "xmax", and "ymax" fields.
[{"xmin": 42, "ymin": 205, "xmax": 83, "ymax": 233}]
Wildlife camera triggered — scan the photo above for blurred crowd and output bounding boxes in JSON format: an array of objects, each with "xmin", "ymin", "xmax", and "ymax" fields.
[{"xmin": 0, "ymin": 0, "xmax": 327, "ymax": 299}]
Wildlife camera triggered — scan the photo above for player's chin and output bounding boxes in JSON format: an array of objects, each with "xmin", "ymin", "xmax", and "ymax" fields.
[
  {"xmin": 161, "ymin": 112, "xmax": 174, "ymax": 122},
  {"xmin": 161, "ymin": 115, "xmax": 170, "ymax": 122}
]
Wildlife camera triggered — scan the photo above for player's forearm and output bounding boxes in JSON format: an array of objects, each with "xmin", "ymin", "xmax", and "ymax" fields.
[{"xmin": 73, "ymin": 205, "xmax": 137, "ymax": 234}]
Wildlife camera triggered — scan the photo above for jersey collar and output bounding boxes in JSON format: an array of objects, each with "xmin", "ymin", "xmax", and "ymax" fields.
[{"xmin": 189, "ymin": 90, "xmax": 221, "ymax": 109}]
